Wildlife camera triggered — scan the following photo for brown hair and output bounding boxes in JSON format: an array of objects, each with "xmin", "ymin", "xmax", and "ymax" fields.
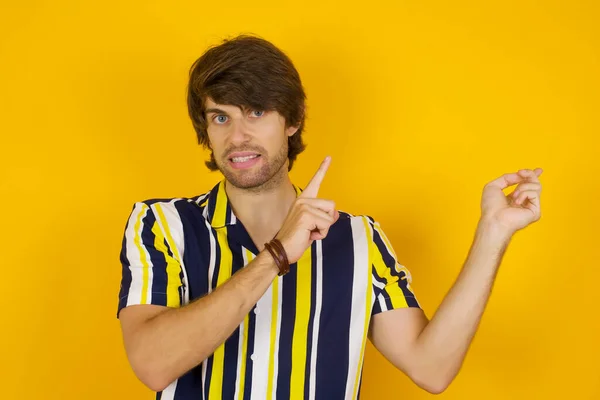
[{"xmin": 187, "ymin": 34, "xmax": 307, "ymax": 171}]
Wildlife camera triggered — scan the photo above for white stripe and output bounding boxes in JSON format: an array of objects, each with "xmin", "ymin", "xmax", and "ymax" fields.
[
  {"xmin": 153, "ymin": 200, "xmax": 190, "ymax": 304},
  {"xmin": 125, "ymin": 203, "xmax": 152, "ymax": 307},
  {"xmin": 271, "ymin": 274, "xmax": 283, "ymax": 396},
  {"xmin": 378, "ymin": 295, "xmax": 388, "ymax": 312},
  {"xmin": 161, "ymin": 380, "xmax": 178, "ymax": 400},
  {"xmin": 372, "ymin": 276, "xmax": 385, "ymax": 291},
  {"xmin": 309, "ymin": 240, "xmax": 324, "ymax": 400},
  {"xmin": 233, "ymin": 319, "xmax": 245, "ymax": 399},
  {"xmin": 344, "ymin": 217, "xmax": 370, "ymax": 399},
  {"xmin": 195, "ymin": 192, "xmax": 210, "ymax": 205},
  {"xmin": 206, "ymin": 219, "xmax": 217, "ymax": 294},
  {"xmin": 250, "ymin": 256, "xmax": 274, "ymax": 400}
]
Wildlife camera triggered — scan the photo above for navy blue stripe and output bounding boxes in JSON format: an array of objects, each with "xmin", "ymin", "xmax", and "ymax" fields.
[
  {"xmin": 315, "ymin": 216, "xmax": 354, "ymax": 399},
  {"xmin": 173, "ymin": 367, "xmax": 204, "ymax": 399},
  {"xmin": 117, "ymin": 205, "xmax": 136, "ymax": 317},
  {"xmin": 177, "ymin": 200, "xmax": 212, "ymax": 299},
  {"xmin": 371, "ymin": 223, "xmax": 420, "ymax": 308},
  {"xmin": 144, "ymin": 198, "xmax": 180, "ymax": 206},
  {"xmin": 276, "ymin": 261, "xmax": 298, "ymax": 399},
  {"xmin": 242, "ymin": 307, "xmax": 257, "ymax": 400},
  {"xmin": 303, "ymin": 241, "xmax": 318, "ymax": 399},
  {"xmin": 145, "ymin": 216, "xmax": 168, "ymax": 306},
  {"xmin": 156, "ymin": 391, "xmax": 162, "ymax": 399},
  {"xmin": 206, "ymin": 182, "xmax": 220, "ymax": 224},
  {"xmin": 210, "ymin": 228, "xmax": 222, "ymax": 291},
  {"xmin": 372, "ymin": 264, "xmax": 394, "ymax": 311},
  {"xmin": 233, "ymin": 219, "xmax": 260, "ymax": 255},
  {"xmin": 371, "ymin": 225, "xmax": 396, "ymax": 269}
]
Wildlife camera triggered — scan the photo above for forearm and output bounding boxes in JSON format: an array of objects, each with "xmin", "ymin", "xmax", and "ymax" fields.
[
  {"xmin": 415, "ymin": 219, "xmax": 512, "ymax": 384},
  {"xmin": 128, "ymin": 250, "xmax": 279, "ymax": 391}
]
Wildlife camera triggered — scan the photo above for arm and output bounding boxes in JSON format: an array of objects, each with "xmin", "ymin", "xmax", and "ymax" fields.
[
  {"xmin": 369, "ymin": 220, "xmax": 511, "ymax": 394},
  {"xmin": 369, "ymin": 168, "xmax": 543, "ymax": 394},
  {"xmin": 119, "ymin": 250, "xmax": 279, "ymax": 392}
]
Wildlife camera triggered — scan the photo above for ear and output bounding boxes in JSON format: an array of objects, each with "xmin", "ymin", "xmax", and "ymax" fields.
[{"xmin": 286, "ymin": 124, "xmax": 300, "ymax": 137}]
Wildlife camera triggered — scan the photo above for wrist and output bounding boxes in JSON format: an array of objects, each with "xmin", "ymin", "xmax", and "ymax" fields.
[
  {"xmin": 255, "ymin": 250, "xmax": 281, "ymax": 279},
  {"xmin": 476, "ymin": 217, "xmax": 513, "ymax": 245},
  {"xmin": 264, "ymin": 239, "xmax": 291, "ymax": 276}
]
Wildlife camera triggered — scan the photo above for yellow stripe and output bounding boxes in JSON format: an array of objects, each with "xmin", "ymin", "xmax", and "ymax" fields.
[
  {"xmin": 373, "ymin": 223, "xmax": 411, "ymax": 306},
  {"xmin": 209, "ymin": 228, "xmax": 234, "ymax": 400},
  {"xmin": 266, "ymin": 275, "xmax": 280, "ymax": 400},
  {"xmin": 353, "ymin": 217, "xmax": 374, "ymax": 399},
  {"xmin": 375, "ymin": 221, "xmax": 398, "ymax": 260},
  {"xmin": 376, "ymin": 224, "xmax": 415, "ymax": 294},
  {"xmin": 150, "ymin": 222, "xmax": 180, "ymax": 308},
  {"xmin": 373, "ymin": 243, "xmax": 408, "ymax": 309},
  {"xmin": 237, "ymin": 248, "xmax": 254, "ymax": 400},
  {"xmin": 154, "ymin": 204, "xmax": 183, "ymax": 308},
  {"xmin": 290, "ymin": 246, "xmax": 312, "ymax": 400},
  {"xmin": 133, "ymin": 204, "xmax": 150, "ymax": 304},
  {"xmin": 212, "ymin": 180, "xmax": 228, "ymax": 227}
]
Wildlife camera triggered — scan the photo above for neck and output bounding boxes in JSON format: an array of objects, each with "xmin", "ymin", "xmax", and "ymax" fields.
[{"xmin": 224, "ymin": 173, "xmax": 297, "ymax": 241}]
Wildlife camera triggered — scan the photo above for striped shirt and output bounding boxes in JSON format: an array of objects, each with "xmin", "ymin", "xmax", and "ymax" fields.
[{"xmin": 117, "ymin": 180, "xmax": 420, "ymax": 400}]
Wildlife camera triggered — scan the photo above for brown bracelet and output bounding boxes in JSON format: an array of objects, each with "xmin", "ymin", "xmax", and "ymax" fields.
[{"xmin": 264, "ymin": 239, "xmax": 290, "ymax": 276}]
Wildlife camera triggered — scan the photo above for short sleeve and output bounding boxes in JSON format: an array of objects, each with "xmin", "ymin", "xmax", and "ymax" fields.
[
  {"xmin": 117, "ymin": 202, "xmax": 184, "ymax": 318},
  {"xmin": 368, "ymin": 217, "xmax": 421, "ymax": 315}
]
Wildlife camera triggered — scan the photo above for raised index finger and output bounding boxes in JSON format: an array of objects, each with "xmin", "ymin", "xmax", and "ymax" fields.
[{"xmin": 300, "ymin": 156, "xmax": 331, "ymax": 198}]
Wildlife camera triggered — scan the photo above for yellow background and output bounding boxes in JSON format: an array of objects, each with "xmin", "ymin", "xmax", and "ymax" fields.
[{"xmin": 1, "ymin": 1, "xmax": 598, "ymax": 399}]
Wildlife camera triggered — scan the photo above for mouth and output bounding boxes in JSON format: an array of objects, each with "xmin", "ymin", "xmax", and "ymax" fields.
[{"xmin": 227, "ymin": 152, "xmax": 262, "ymax": 169}]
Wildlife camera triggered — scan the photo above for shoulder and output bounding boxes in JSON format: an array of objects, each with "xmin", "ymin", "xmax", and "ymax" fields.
[
  {"xmin": 336, "ymin": 211, "xmax": 378, "ymax": 227},
  {"xmin": 330, "ymin": 211, "xmax": 382, "ymax": 241},
  {"xmin": 128, "ymin": 190, "xmax": 212, "ymax": 222}
]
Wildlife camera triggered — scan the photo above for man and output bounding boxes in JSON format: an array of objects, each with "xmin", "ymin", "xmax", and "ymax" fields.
[{"xmin": 117, "ymin": 35, "xmax": 543, "ymax": 399}]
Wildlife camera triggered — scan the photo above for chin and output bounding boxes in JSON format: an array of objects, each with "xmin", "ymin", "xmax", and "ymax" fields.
[
  {"xmin": 220, "ymin": 164, "xmax": 286, "ymax": 191},
  {"xmin": 219, "ymin": 167, "xmax": 270, "ymax": 189}
]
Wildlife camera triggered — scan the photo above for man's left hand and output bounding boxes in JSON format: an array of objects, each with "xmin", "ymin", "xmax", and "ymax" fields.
[{"xmin": 480, "ymin": 168, "xmax": 544, "ymax": 235}]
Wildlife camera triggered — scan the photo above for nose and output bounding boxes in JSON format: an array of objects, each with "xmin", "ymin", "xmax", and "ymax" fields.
[{"xmin": 228, "ymin": 119, "xmax": 251, "ymax": 145}]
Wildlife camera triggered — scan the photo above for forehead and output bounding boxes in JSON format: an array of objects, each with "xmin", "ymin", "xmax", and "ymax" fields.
[{"xmin": 204, "ymin": 98, "xmax": 245, "ymax": 113}]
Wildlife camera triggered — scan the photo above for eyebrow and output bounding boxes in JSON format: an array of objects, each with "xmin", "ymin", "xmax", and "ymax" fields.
[{"xmin": 204, "ymin": 107, "xmax": 230, "ymax": 115}]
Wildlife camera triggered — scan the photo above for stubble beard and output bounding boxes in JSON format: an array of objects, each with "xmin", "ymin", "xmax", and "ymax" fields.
[{"xmin": 217, "ymin": 140, "xmax": 289, "ymax": 194}]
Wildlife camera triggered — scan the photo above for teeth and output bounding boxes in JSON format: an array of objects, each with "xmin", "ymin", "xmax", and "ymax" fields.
[{"xmin": 232, "ymin": 155, "xmax": 258, "ymax": 163}]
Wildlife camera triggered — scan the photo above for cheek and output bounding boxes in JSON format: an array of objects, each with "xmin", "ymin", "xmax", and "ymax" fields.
[{"xmin": 206, "ymin": 129, "xmax": 222, "ymax": 149}]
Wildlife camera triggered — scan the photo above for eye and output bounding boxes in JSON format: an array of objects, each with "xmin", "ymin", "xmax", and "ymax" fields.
[
  {"xmin": 250, "ymin": 110, "xmax": 265, "ymax": 118},
  {"xmin": 213, "ymin": 115, "xmax": 228, "ymax": 124}
]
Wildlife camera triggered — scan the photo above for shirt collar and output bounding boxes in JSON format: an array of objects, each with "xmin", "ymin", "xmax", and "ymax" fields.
[{"xmin": 204, "ymin": 179, "xmax": 303, "ymax": 229}]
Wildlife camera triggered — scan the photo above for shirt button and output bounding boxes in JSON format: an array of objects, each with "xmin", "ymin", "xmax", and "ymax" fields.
[
  {"xmin": 250, "ymin": 354, "xmax": 256, "ymax": 361},
  {"xmin": 254, "ymin": 307, "xmax": 260, "ymax": 315}
]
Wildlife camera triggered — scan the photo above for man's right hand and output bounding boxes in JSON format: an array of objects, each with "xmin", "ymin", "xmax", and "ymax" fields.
[{"xmin": 275, "ymin": 156, "xmax": 339, "ymax": 264}]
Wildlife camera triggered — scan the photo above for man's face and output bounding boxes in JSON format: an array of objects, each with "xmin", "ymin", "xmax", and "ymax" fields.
[{"xmin": 204, "ymin": 97, "xmax": 298, "ymax": 190}]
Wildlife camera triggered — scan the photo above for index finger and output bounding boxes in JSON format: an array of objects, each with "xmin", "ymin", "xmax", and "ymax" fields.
[
  {"xmin": 300, "ymin": 156, "xmax": 331, "ymax": 198},
  {"xmin": 485, "ymin": 172, "xmax": 525, "ymax": 190}
]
